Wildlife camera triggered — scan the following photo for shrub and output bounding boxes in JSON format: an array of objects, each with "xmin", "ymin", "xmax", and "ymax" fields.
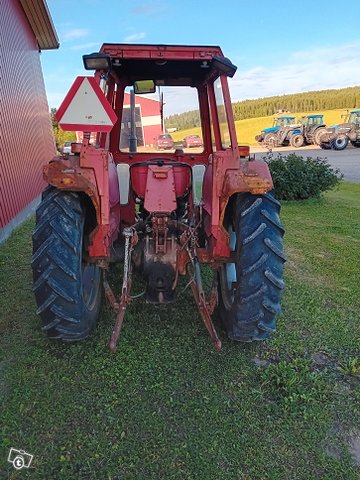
[{"xmin": 265, "ymin": 153, "xmax": 343, "ymax": 200}]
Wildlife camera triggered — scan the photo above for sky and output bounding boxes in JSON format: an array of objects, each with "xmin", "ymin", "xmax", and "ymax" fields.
[{"xmin": 42, "ymin": 0, "xmax": 360, "ymax": 115}]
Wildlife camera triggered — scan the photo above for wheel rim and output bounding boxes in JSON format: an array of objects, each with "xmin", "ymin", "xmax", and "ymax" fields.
[
  {"xmin": 226, "ymin": 227, "xmax": 237, "ymax": 291},
  {"xmin": 334, "ymin": 137, "xmax": 347, "ymax": 148},
  {"xmin": 220, "ymin": 224, "xmax": 237, "ymax": 311},
  {"xmin": 293, "ymin": 135, "xmax": 303, "ymax": 147},
  {"xmin": 82, "ymin": 263, "xmax": 101, "ymax": 311}
]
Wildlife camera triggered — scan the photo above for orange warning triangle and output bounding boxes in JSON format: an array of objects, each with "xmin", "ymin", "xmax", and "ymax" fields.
[{"xmin": 55, "ymin": 76, "xmax": 117, "ymax": 132}]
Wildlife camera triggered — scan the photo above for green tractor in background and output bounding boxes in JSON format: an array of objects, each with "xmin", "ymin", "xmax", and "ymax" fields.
[
  {"xmin": 319, "ymin": 109, "xmax": 360, "ymax": 150},
  {"xmin": 255, "ymin": 114, "xmax": 327, "ymax": 148},
  {"xmin": 255, "ymin": 115, "xmax": 299, "ymax": 148},
  {"xmin": 288, "ymin": 114, "xmax": 327, "ymax": 148}
]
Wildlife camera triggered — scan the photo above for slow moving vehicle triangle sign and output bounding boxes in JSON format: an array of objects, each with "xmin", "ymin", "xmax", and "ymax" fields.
[{"xmin": 55, "ymin": 76, "xmax": 118, "ymax": 132}]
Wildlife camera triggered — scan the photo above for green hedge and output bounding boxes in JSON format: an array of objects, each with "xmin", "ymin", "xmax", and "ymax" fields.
[{"xmin": 266, "ymin": 153, "xmax": 343, "ymax": 200}]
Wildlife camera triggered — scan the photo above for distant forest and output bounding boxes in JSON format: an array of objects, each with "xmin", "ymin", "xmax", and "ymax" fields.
[{"xmin": 166, "ymin": 85, "xmax": 360, "ymax": 131}]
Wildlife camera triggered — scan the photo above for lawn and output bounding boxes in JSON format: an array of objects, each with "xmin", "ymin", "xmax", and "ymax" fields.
[
  {"xmin": 0, "ymin": 182, "xmax": 359, "ymax": 479},
  {"xmin": 171, "ymin": 109, "xmax": 347, "ymax": 146}
]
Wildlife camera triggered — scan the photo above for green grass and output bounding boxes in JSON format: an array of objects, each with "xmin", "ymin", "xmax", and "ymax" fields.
[
  {"xmin": 171, "ymin": 109, "xmax": 348, "ymax": 146},
  {"xmin": 1, "ymin": 182, "xmax": 360, "ymax": 479}
]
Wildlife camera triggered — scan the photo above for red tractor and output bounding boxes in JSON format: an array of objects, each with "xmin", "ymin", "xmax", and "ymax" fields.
[{"xmin": 32, "ymin": 44, "xmax": 285, "ymax": 351}]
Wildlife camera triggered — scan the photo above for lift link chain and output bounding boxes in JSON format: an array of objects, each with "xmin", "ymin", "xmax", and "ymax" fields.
[{"xmin": 108, "ymin": 227, "xmax": 136, "ymax": 352}]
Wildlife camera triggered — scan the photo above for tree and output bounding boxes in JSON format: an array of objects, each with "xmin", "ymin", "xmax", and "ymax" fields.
[
  {"xmin": 165, "ymin": 85, "xmax": 360, "ymax": 129},
  {"xmin": 50, "ymin": 108, "xmax": 76, "ymax": 150}
]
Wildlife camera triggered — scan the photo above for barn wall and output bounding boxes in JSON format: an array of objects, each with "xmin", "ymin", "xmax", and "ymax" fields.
[
  {"xmin": 123, "ymin": 93, "xmax": 162, "ymax": 146},
  {"xmin": 0, "ymin": 0, "xmax": 55, "ymax": 241}
]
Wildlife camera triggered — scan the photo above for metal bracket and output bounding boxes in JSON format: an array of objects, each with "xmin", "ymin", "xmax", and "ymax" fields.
[
  {"xmin": 105, "ymin": 227, "xmax": 136, "ymax": 352},
  {"xmin": 187, "ymin": 248, "xmax": 221, "ymax": 351}
]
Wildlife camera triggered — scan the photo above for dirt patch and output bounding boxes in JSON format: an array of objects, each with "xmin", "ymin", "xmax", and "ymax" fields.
[
  {"xmin": 349, "ymin": 432, "xmax": 360, "ymax": 467},
  {"xmin": 324, "ymin": 423, "xmax": 360, "ymax": 468},
  {"xmin": 324, "ymin": 445, "xmax": 342, "ymax": 460},
  {"xmin": 311, "ymin": 352, "xmax": 333, "ymax": 367},
  {"xmin": 252, "ymin": 356, "xmax": 270, "ymax": 368}
]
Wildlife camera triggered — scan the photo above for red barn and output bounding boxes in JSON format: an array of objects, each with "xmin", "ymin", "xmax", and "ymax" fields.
[
  {"xmin": 75, "ymin": 93, "xmax": 162, "ymax": 149},
  {"xmin": 0, "ymin": 0, "xmax": 58, "ymax": 243},
  {"xmin": 121, "ymin": 92, "xmax": 162, "ymax": 148}
]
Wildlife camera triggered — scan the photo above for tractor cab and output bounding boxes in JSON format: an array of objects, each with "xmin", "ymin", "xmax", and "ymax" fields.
[
  {"xmin": 260, "ymin": 115, "xmax": 296, "ymax": 135},
  {"xmin": 273, "ymin": 116, "xmax": 296, "ymax": 128},
  {"xmin": 83, "ymin": 45, "xmax": 239, "ymax": 165},
  {"xmin": 299, "ymin": 114, "xmax": 324, "ymax": 127},
  {"xmin": 345, "ymin": 110, "xmax": 360, "ymax": 125}
]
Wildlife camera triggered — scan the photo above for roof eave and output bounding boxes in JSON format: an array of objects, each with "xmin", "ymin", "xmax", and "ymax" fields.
[{"xmin": 19, "ymin": 0, "xmax": 59, "ymax": 50}]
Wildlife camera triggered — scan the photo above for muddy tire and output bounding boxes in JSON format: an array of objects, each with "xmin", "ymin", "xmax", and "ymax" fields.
[
  {"xmin": 313, "ymin": 127, "xmax": 327, "ymax": 146},
  {"xmin": 218, "ymin": 192, "xmax": 286, "ymax": 342},
  {"xmin": 264, "ymin": 132, "xmax": 278, "ymax": 148},
  {"xmin": 330, "ymin": 134, "xmax": 348, "ymax": 150},
  {"xmin": 290, "ymin": 134, "xmax": 304, "ymax": 148},
  {"xmin": 32, "ymin": 187, "xmax": 102, "ymax": 341},
  {"xmin": 350, "ymin": 140, "xmax": 360, "ymax": 148},
  {"xmin": 320, "ymin": 142, "xmax": 331, "ymax": 150}
]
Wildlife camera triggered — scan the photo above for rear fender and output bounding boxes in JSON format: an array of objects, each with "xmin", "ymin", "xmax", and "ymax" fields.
[
  {"xmin": 43, "ymin": 145, "xmax": 120, "ymax": 258},
  {"xmin": 203, "ymin": 152, "xmax": 273, "ymax": 258},
  {"xmin": 219, "ymin": 159, "xmax": 273, "ymax": 224}
]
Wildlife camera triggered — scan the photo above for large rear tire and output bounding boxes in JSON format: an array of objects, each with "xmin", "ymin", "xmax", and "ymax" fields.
[
  {"xmin": 313, "ymin": 127, "xmax": 327, "ymax": 146},
  {"xmin": 218, "ymin": 192, "xmax": 286, "ymax": 342},
  {"xmin": 290, "ymin": 134, "xmax": 304, "ymax": 148},
  {"xmin": 32, "ymin": 187, "xmax": 102, "ymax": 341},
  {"xmin": 264, "ymin": 132, "xmax": 278, "ymax": 148},
  {"xmin": 330, "ymin": 134, "xmax": 348, "ymax": 150}
]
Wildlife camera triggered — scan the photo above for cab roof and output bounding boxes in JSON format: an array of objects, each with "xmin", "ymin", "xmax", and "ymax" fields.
[
  {"xmin": 98, "ymin": 43, "xmax": 233, "ymax": 85},
  {"xmin": 100, "ymin": 43, "xmax": 224, "ymax": 59}
]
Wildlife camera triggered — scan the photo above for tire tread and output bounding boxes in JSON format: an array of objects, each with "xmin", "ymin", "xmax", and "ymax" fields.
[
  {"xmin": 219, "ymin": 192, "xmax": 286, "ymax": 341},
  {"xmin": 32, "ymin": 187, "xmax": 102, "ymax": 340}
]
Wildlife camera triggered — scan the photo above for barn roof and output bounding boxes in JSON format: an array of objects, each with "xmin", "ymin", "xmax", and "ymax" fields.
[{"xmin": 19, "ymin": 0, "xmax": 59, "ymax": 50}]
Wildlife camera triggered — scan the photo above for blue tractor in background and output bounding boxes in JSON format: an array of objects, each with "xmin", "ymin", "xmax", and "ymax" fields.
[
  {"xmin": 288, "ymin": 114, "xmax": 327, "ymax": 148},
  {"xmin": 319, "ymin": 109, "xmax": 360, "ymax": 150},
  {"xmin": 255, "ymin": 115, "xmax": 299, "ymax": 147}
]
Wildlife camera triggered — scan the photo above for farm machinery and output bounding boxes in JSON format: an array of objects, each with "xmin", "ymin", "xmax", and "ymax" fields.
[
  {"xmin": 288, "ymin": 114, "xmax": 327, "ymax": 148},
  {"xmin": 255, "ymin": 115, "xmax": 299, "ymax": 147},
  {"xmin": 32, "ymin": 44, "xmax": 285, "ymax": 351},
  {"xmin": 256, "ymin": 114, "xmax": 327, "ymax": 148},
  {"xmin": 319, "ymin": 109, "xmax": 360, "ymax": 150}
]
